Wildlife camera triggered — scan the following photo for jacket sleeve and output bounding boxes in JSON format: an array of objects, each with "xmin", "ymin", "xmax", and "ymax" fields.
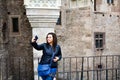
[
  {"xmin": 30, "ymin": 42, "xmax": 44, "ymax": 50},
  {"xmin": 55, "ymin": 45, "xmax": 62, "ymax": 61}
]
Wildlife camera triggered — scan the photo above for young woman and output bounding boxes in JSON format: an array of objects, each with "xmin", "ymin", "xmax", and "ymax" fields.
[{"xmin": 31, "ymin": 32, "xmax": 62, "ymax": 80}]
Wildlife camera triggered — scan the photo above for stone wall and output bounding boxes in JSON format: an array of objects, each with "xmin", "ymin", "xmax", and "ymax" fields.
[
  {"xmin": 7, "ymin": 0, "xmax": 33, "ymax": 57},
  {"xmin": 55, "ymin": 0, "xmax": 120, "ymax": 79},
  {"xmin": 0, "ymin": 0, "xmax": 9, "ymax": 80},
  {"xmin": 7, "ymin": 0, "xmax": 33, "ymax": 79},
  {"xmin": 95, "ymin": 0, "xmax": 120, "ymax": 12},
  {"xmin": 92, "ymin": 13, "xmax": 120, "ymax": 55},
  {"xmin": 56, "ymin": 7, "xmax": 92, "ymax": 57},
  {"xmin": 56, "ymin": 0, "xmax": 120, "ymax": 57},
  {"xmin": 0, "ymin": 0, "xmax": 33, "ymax": 80}
]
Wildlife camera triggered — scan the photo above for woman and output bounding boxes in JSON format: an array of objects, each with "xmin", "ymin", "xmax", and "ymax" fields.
[{"xmin": 31, "ymin": 32, "xmax": 62, "ymax": 80}]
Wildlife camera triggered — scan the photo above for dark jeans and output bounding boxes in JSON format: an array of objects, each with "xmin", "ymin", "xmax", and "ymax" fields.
[
  {"xmin": 41, "ymin": 68, "xmax": 57, "ymax": 80},
  {"xmin": 41, "ymin": 75, "xmax": 54, "ymax": 80}
]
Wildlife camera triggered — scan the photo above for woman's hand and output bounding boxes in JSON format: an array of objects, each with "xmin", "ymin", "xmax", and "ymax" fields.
[
  {"xmin": 53, "ymin": 56, "xmax": 59, "ymax": 62},
  {"xmin": 31, "ymin": 37, "xmax": 36, "ymax": 42}
]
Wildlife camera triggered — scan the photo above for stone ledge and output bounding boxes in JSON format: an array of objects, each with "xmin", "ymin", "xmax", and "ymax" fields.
[{"xmin": 94, "ymin": 11, "xmax": 106, "ymax": 14}]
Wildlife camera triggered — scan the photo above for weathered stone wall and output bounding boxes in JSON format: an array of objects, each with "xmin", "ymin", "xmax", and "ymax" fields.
[
  {"xmin": 95, "ymin": 0, "xmax": 120, "ymax": 12},
  {"xmin": 56, "ymin": 0, "xmax": 120, "ymax": 57},
  {"xmin": 0, "ymin": 0, "xmax": 9, "ymax": 80},
  {"xmin": 55, "ymin": 0, "xmax": 120, "ymax": 79},
  {"xmin": 7, "ymin": 0, "xmax": 32, "ymax": 57},
  {"xmin": 0, "ymin": 0, "xmax": 33, "ymax": 80},
  {"xmin": 92, "ymin": 13, "xmax": 120, "ymax": 55},
  {"xmin": 0, "ymin": 0, "xmax": 8, "ymax": 48},
  {"xmin": 56, "ymin": 7, "xmax": 92, "ymax": 57},
  {"xmin": 7, "ymin": 0, "xmax": 33, "ymax": 80}
]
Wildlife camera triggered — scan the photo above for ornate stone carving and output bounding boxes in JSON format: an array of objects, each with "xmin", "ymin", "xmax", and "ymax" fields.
[{"xmin": 24, "ymin": 0, "xmax": 61, "ymax": 8}]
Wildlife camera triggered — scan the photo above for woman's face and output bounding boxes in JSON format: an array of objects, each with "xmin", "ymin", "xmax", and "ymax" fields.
[{"xmin": 47, "ymin": 34, "xmax": 53, "ymax": 44}]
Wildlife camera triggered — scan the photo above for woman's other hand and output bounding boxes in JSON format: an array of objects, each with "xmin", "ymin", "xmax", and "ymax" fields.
[{"xmin": 53, "ymin": 56, "xmax": 59, "ymax": 62}]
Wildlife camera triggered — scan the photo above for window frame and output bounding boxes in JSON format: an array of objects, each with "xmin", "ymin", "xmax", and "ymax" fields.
[
  {"xmin": 107, "ymin": 0, "xmax": 114, "ymax": 4},
  {"xmin": 94, "ymin": 32, "xmax": 105, "ymax": 51},
  {"xmin": 9, "ymin": 15, "xmax": 21, "ymax": 36}
]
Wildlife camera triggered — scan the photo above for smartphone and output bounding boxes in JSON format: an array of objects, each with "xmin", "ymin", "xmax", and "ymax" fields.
[{"xmin": 34, "ymin": 35, "xmax": 38, "ymax": 40}]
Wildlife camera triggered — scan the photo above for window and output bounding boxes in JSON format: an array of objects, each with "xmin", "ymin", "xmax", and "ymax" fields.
[
  {"xmin": 9, "ymin": 15, "xmax": 20, "ymax": 36},
  {"xmin": 107, "ymin": 0, "xmax": 114, "ymax": 4},
  {"xmin": 94, "ymin": 32, "xmax": 105, "ymax": 51},
  {"xmin": 12, "ymin": 18, "xmax": 19, "ymax": 32}
]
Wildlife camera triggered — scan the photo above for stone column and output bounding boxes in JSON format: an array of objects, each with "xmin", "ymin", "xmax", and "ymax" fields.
[{"xmin": 24, "ymin": 0, "xmax": 61, "ymax": 80}]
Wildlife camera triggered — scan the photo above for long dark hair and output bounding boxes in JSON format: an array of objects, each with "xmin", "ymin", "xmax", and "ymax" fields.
[{"xmin": 46, "ymin": 32, "xmax": 57, "ymax": 51}]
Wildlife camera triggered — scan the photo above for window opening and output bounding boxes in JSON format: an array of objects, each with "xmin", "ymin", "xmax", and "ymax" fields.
[
  {"xmin": 107, "ymin": 0, "xmax": 114, "ymax": 4},
  {"xmin": 9, "ymin": 15, "xmax": 20, "ymax": 36},
  {"xmin": 12, "ymin": 17, "xmax": 19, "ymax": 32},
  {"xmin": 94, "ymin": 32, "xmax": 105, "ymax": 51}
]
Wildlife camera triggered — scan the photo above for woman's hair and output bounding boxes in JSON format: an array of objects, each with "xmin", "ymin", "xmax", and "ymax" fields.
[{"xmin": 46, "ymin": 32, "xmax": 57, "ymax": 50}]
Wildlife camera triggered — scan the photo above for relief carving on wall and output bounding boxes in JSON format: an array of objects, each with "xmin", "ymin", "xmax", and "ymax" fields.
[{"xmin": 25, "ymin": 0, "xmax": 57, "ymax": 8}]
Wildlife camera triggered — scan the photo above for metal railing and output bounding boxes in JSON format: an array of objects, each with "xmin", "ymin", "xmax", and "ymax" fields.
[
  {"xmin": 0, "ymin": 56, "xmax": 34, "ymax": 80},
  {"xmin": 0, "ymin": 55, "xmax": 120, "ymax": 80},
  {"xmin": 57, "ymin": 55, "xmax": 120, "ymax": 80}
]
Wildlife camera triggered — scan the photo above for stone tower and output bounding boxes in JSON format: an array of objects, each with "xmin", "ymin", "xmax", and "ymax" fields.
[{"xmin": 0, "ymin": 0, "xmax": 33, "ymax": 80}]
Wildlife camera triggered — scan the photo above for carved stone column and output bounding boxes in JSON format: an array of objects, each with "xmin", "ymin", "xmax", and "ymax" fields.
[{"xmin": 24, "ymin": 0, "xmax": 61, "ymax": 79}]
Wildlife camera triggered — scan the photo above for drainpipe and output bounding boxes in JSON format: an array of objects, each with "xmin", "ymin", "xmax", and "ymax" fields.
[{"xmin": 94, "ymin": 0, "xmax": 96, "ymax": 11}]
